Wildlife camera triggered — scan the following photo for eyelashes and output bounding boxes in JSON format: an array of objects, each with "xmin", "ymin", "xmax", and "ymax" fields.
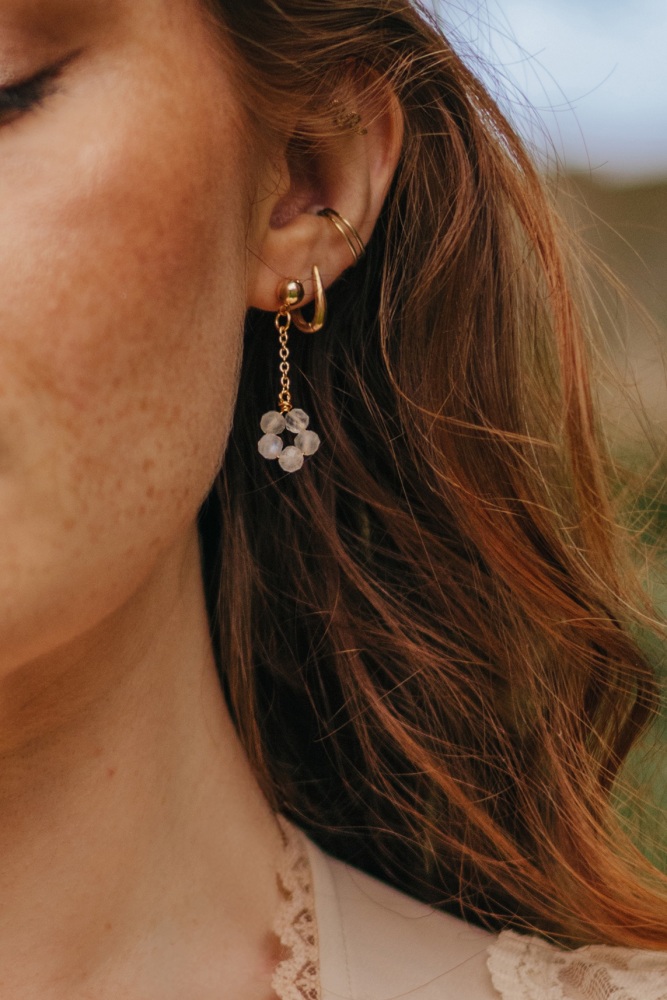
[{"xmin": 0, "ymin": 62, "xmax": 66, "ymax": 126}]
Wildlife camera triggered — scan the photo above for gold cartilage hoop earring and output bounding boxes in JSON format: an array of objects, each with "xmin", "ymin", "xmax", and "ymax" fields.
[{"xmin": 318, "ymin": 208, "xmax": 366, "ymax": 264}]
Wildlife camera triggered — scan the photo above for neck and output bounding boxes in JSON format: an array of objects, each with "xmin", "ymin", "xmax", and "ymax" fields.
[{"xmin": 0, "ymin": 528, "xmax": 283, "ymax": 997}]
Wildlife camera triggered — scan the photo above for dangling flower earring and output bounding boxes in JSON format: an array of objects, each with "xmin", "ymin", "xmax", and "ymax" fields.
[{"xmin": 257, "ymin": 265, "xmax": 325, "ymax": 474}]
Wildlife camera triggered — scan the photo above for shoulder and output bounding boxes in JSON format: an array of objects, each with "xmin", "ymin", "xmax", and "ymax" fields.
[
  {"xmin": 302, "ymin": 832, "xmax": 667, "ymax": 1000},
  {"xmin": 303, "ymin": 833, "xmax": 501, "ymax": 1000}
]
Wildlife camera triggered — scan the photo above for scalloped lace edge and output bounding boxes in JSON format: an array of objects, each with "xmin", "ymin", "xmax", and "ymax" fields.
[
  {"xmin": 271, "ymin": 818, "xmax": 321, "ymax": 1000},
  {"xmin": 487, "ymin": 929, "xmax": 667, "ymax": 1000}
]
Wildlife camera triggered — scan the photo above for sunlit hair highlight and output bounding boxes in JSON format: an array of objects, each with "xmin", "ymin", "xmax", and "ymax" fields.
[{"xmin": 197, "ymin": 0, "xmax": 667, "ymax": 947}]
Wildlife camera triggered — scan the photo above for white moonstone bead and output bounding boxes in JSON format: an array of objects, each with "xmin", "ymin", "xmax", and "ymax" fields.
[
  {"xmin": 295, "ymin": 430, "xmax": 321, "ymax": 456},
  {"xmin": 285, "ymin": 408, "xmax": 310, "ymax": 434},
  {"xmin": 260, "ymin": 410, "xmax": 286, "ymax": 435},
  {"xmin": 278, "ymin": 446, "xmax": 305, "ymax": 473},
  {"xmin": 258, "ymin": 433, "xmax": 283, "ymax": 460}
]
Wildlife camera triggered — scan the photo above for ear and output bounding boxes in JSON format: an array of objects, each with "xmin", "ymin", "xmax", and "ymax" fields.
[{"xmin": 246, "ymin": 79, "xmax": 404, "ymax": 312}]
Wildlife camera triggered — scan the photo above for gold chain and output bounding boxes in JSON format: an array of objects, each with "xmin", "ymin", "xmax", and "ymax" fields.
[{"xmin": 275, "ymin": 309, "xmax": 292, "ymax": 414}]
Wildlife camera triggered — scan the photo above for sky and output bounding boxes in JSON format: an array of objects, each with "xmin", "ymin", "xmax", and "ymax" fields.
[{"xmin": 434, "ymin": 0, "xmax": 667, "ymax": 179}]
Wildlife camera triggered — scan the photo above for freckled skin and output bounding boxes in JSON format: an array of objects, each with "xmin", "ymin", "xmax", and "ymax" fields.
[
  {"xmin": 0, "ymin": 0, "xmax": 250, "ymax": 669},
  {"xmin": 0, "ymin": 5, "xmax": 401, "ymax": 992}
]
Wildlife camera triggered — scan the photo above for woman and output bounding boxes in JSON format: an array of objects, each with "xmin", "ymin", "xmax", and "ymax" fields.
[{"xmin": 1, "ymin": 0, "xmax": 665, "ymax": 997}]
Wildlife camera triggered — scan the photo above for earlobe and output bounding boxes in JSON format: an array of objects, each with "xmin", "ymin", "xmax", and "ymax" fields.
[{"xmin": 246, "ymin": 75, "xmax": 403, "ymax": 313}]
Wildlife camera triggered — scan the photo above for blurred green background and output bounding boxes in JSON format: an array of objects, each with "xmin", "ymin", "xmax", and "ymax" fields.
[{"xmin": 436, "ymin": 0, "xmax": 667, "ymax": 449}]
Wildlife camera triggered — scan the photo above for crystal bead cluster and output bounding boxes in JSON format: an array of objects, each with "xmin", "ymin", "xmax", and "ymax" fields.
[{"xmin": 258, "ymin": 409, "xmax": 321, "ymax": 474}]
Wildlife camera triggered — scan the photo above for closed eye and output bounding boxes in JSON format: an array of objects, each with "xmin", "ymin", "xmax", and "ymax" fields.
[{"xmin": 0, "ymin": 60, "xmax": 70, "ymax": 126}]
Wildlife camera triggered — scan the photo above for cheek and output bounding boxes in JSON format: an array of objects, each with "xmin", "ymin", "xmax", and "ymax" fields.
[
  {"xmin": 2, "ymin": 122, "xmax": 243, "ymax": 519},
  {"xmin": 0, "ymin": 44, "xmax": 250, "ymax": 660}
]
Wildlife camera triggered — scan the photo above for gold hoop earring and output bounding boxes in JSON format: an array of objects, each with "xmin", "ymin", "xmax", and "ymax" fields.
[
  {"xmin": 318, "ymin": 208, "xmax": 366, "ymax": 264},
  {"xmin": 256, "ymin": 271, "xmax": 323, "ymax": 474},
  {"xmin": 290, "ymin": 264, "xmax": 327, "ymax": 334}
]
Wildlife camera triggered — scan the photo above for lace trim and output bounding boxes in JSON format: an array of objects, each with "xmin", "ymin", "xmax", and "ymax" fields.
[
  {"xmin": 488, "ymin": 930, "xmax": 667, "ymax": 1000},
  {"xmin": 271, "ymin": 818, "xmax": 321, "ymax": 1000}
]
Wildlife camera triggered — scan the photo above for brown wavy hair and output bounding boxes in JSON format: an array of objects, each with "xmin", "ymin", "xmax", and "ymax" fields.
[{"xmin": 197, "ymin": 0, "xmax": 667, "ymax": 946}]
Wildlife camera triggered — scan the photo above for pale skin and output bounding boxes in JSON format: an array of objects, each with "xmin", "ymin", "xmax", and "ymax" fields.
[{"xmin": 0, "ymin": 0, "xmax": 402, "ymax": 997}]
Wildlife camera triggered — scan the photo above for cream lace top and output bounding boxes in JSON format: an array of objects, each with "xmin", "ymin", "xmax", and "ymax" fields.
[
  {"xmin": 272, "ymin": 819, "xmax": 667, "ymax": 1000},
  {"xmin": 487, "ymin": 932, "xmax": 667, "ymax": 1000}
]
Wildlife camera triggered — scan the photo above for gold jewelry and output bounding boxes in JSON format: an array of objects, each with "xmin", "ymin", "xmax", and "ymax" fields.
[
  {"xmin": 318, "ymin": 208, "xmax": 366, "ymax": 264},
  {"xmin": 290, "ymin": 264, "xmax": 327, "ymax": 334},
  {"xmin": 328, "ymin": 99, "xmax": 368, "ymax": 137},
  {"xmin": 256, "ymin": 271, "xmax": 323, "ymax": 474}
]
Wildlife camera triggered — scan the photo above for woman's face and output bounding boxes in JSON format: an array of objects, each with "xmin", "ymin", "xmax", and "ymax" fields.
[{"xmin": 0, "ymin": 0, "xmax": 252, "ymax": 668}]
